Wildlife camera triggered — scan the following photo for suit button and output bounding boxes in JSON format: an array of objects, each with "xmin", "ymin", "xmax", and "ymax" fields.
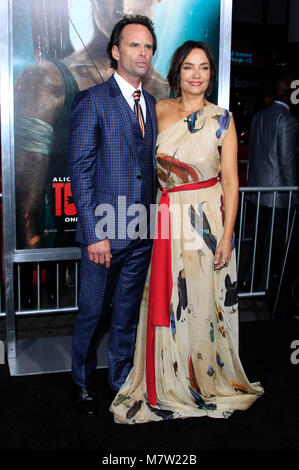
[{"xmin": 137, "ymin": 175, "xmax": 141, "ymax": 179}]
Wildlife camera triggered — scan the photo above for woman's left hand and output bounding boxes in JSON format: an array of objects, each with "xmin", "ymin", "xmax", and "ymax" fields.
[{"xmin": 214, "ymin": 237, "xmax": 231, "ymax": 270}]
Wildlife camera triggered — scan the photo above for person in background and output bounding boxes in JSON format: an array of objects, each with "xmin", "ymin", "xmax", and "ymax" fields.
[{"xmin": 246, "ymin": 75, "xmax": 299, "ymax": 294}]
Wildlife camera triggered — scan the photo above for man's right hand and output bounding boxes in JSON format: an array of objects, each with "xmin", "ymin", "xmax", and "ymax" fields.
[{"xmin": 87, "ymin": 239, "xmax": 112, "ymax": 268}]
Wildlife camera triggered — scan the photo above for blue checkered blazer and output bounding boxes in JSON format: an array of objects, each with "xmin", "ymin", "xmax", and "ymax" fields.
[{"xmin": 68, "ymin": 74, "xmax": 157, "ymax": 251}]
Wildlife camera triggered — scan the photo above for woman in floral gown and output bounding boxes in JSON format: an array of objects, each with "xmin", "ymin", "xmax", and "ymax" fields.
[{"xmin": 110, "ymin": 41, "xmax": 264, "ymax": 424}]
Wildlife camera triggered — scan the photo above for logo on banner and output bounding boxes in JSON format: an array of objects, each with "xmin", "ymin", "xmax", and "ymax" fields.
[{"xmin": 52, "ymin": 177, "xmax": 77, "ymax": 223}]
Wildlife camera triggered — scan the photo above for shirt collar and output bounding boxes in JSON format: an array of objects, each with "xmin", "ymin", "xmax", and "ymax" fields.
[
  {"xmin": 114, "ymin": 71, "xmax": 143, "ymax": 99},
  {"xmin": 274, "ymin": 100, "xmax": 290, "ymax": 111}
]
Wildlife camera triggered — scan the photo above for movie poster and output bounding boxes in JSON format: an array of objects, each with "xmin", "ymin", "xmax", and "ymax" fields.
[{"xmin": 12, "ymin": 0, "xmax": 220, "ymax": 249}]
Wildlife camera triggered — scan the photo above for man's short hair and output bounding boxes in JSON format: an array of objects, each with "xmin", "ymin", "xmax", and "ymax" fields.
[{"xmin": 107, "ymin": 15, "xmax": 157, "ymax": 70}]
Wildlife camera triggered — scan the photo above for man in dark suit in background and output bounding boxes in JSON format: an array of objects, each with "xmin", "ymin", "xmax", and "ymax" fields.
[
  {"xmin": 68, "ymin": 15, "xmax": 158, "ymax": 416},
  {"xmin": 246, "ymin": 75, "xmax": 299, "ymax": 293}
]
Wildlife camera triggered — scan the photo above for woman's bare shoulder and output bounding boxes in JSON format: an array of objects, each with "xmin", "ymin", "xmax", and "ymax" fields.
[{"xmin": 156, "ymin": 98, "xmax": 177, "ymax": 115}]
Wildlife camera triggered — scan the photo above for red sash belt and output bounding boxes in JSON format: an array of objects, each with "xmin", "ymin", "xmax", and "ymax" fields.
[{"xmin": 146, "ymin": 177, "xmax": 218, "ymax": 405}]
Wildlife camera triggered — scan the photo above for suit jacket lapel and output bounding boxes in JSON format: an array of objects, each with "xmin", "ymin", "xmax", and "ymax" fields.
[
  {"xmin": 108, "ymin": 75, "xmax": 157, "ymax": 170},
  {"xmin": 143, "ymin": 90, "xmax": 157, "ymax": 171},
  {"xmin": 108, "ymin": 75, "xmax": 138, "ymax": 155}
]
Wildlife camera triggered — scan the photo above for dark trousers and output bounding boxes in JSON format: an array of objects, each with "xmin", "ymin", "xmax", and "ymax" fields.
[{"xmin": 71, "ymin": 238, "xmax": 152, "ymax": 391}]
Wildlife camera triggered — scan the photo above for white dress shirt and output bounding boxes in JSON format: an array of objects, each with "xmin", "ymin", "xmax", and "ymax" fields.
[{"xmin": 114, "ymin": 71, "xmax": 146, "ymax": 122}]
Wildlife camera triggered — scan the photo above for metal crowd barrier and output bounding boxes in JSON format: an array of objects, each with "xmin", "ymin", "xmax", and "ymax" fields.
[
  {"xmin": 237, "ymin": 186, "xmax": 298, "ymax": 318},
  {"xmin": 7, "ymin": 247, "xmax": 81, "ymax": 311},
  {"xmin": 14, "ymin": 260, "xmax": 79, "ymax": 315},
  {"xmin": 238, "ymin": 159, "xmax": 250, "ymax": 184}
]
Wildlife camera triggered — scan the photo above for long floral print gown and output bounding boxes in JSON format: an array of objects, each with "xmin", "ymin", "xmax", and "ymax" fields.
[{"xmin": 110, "ymin": 103, "xmax": 264, "ymax": 424}]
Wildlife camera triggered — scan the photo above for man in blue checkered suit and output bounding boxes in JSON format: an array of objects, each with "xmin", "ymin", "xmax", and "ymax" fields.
[{"xmin": 68, "ymin": 15, "xmax": 158, "ymax": 416}]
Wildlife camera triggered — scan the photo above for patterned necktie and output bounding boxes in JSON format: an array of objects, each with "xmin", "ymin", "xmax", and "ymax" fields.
[{"xmin": 133, "ymin": 89, "xmax": 145, "ymax": 137}]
